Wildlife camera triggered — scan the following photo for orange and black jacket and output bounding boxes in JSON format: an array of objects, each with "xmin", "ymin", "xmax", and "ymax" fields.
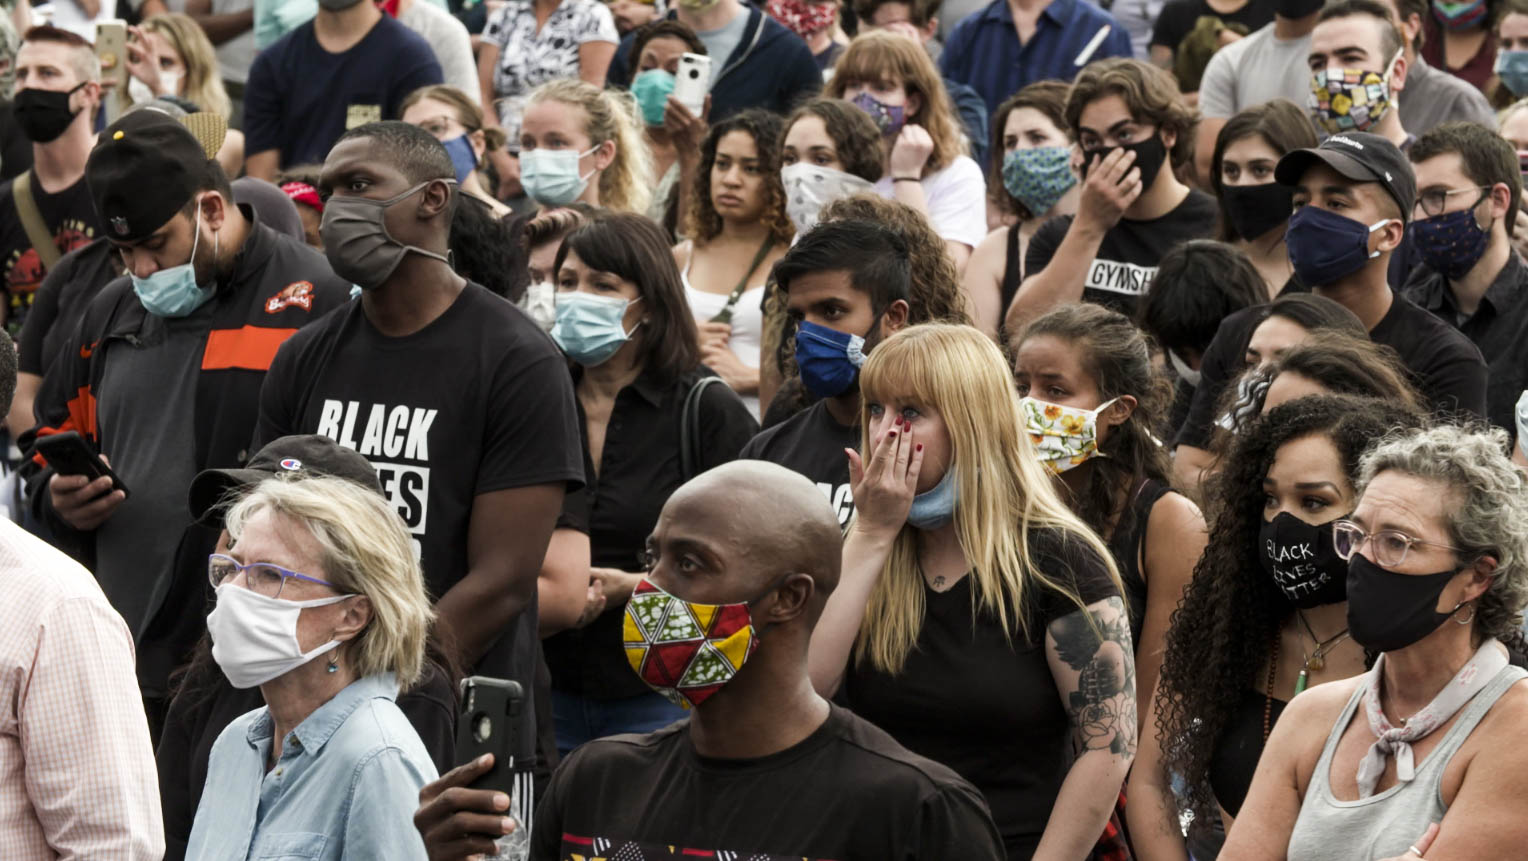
[{"xmin": 18, "ymin": 221, "xmax": 350, "ymax": 690}]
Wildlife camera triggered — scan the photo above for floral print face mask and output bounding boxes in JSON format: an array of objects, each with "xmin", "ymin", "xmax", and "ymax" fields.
[{"xmin": 1021, "ymin": 396, "xmax": 1119, "ymax": 475}]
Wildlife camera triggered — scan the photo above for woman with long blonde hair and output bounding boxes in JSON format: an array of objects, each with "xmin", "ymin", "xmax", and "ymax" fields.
[
  {"xmin": 520, "ymin": 78, "xmax": 652, "ymax": 214},
  {"xmin": 808, "ymin": 322, "xmax": 1137, "ymax": 861},
  {"xmin": 123, "ymin": 14, "xmax": 244, "ymax": 176},
  {"xmin": 825, "ymin": 31, "xmax": 987, "ymax": 271}
]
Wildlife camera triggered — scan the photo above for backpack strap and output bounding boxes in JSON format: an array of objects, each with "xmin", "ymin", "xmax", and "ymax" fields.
[{"xmin": 12, "ymin": 173, "xmax": 61, "ymax": 270}]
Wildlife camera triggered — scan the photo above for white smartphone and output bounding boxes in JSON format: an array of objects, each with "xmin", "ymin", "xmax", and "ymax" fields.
[{"xmin": 673, "ymin": 52, "xmax": 711, "ymax": 117}]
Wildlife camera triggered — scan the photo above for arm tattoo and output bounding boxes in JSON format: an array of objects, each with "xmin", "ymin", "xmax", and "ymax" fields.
[{"xmin": 1050, "ymin": 596, "xmax": 1137, "ymax": 757}]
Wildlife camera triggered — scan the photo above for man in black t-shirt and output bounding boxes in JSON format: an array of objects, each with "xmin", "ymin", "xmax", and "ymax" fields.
[
  {"xmin": 415, "ymin": 461, "xmax": 1005, "ymax": 861},
  {"xmin": 738, "ymin": 221, "xmax": 913, "ymax": 528},
  {"xmin": 1172, "ymin": 132, "xmax": 1488, "ymax": 491},
  {"xmin": 1008, "ymin": 58, "xmax": 1218, "ymax": 331},
  {"xmin": 257, "ymin": 124, "xmax": 583, "ymax": 798}
]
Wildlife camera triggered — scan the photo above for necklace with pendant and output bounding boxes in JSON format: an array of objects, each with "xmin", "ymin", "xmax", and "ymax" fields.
[{"xmin": 1295, "ymin": 609, "xmax": 1351, "ymax": 696}]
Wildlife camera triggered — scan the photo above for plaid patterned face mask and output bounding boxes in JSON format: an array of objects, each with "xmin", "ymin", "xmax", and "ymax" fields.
[
  {"xmin": 623, "ymin": 578, "xmax": 772, "ymax": 709},
  {"xmin": 1308, "ymin": 50, "xmax": 1402, "ymax": 135}
]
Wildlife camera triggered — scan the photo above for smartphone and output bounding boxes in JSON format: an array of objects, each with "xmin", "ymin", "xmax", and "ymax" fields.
[
  {"xmin": 33, "ymin": 431, "xmax": 131, "ymax": 499},
  {"xmin": 455, "ymin": 676, "xmax": 529, "ymax": 791},
  {"xmin": 673, "ymin": 53, "xmax": 711, "ymax": 117},
  {"xmin": 94, "ymin": 20, "xmax": 129, "ymax": 123}
]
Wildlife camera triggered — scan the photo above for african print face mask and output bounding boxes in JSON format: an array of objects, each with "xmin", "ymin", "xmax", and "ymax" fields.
[{"xmin": 623, "ymin": 577, "xmax": 774, "ymax": 709}]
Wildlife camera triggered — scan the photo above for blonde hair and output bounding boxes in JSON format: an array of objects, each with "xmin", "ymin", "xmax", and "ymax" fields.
[
  {"xmin": 225, "ymin": 476, "xmax": 435, "ymax": 689},
  {"xmin": 528, "ymin": 79, "xmax": 652, "ymax": 214},
  {"xmin": 853, "ymin": 323, "xmax": 1123, "ymax": 674},
  {"xmin": 401, "ymin": 84, "xmax": 508, "ymax": 152},
  {"xmin": 141, "ymin": 14, "xmax": 231, "ymax": 119},
  {"xmin": 826, "ymin": 30, "xmax": 966, "ymax": 174}
]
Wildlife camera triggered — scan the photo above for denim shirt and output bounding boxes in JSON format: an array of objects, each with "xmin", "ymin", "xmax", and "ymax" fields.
[{"xmin": 186, "ymin": 673, "xmax": 438, "ymax": 860}]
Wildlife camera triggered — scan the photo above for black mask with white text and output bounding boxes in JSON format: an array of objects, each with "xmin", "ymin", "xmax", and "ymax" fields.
[{"xmin": 1259, "ymin": 512, "xmax": 1349, "ymax": 608}]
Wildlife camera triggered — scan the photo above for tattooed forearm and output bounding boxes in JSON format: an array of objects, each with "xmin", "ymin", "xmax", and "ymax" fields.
[{"xmin": 1048, "ymin": 597, "xmax": 1138, "ymax": 757}]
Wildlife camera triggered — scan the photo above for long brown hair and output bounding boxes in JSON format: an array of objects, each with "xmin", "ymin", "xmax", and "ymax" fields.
[
  {"xmin": 826, "ymin": 30, "xmax": 965, "ymax": 175},
  {"xmin": 1210, "ymin": 99, "xmax": 1318, "ymax": 241},
  {"xmin": 781, "ymin": 97, "xmax": 887, "ymax": 182},
  {"xmin": 988, "ymin": 80, "xmax": 1072, "ymax": 218},
  {"xmin": 686, "ymin": 109, "xmax": 793, "ymax": 244}
]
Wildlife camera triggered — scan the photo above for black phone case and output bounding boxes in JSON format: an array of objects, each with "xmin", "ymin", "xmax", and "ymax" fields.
[
  {"xmin": 455, "ymin": 676, "xmax": 527, "ymax": 794},
  {"xmin": 33, "ymin": 432, "xmax": 131, "ymax": 499}
]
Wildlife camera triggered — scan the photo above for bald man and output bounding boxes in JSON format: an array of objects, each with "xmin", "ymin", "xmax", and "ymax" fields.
[{"xmin": 415, "ymin": 461, "xmax": 1004, "ymax": 861}]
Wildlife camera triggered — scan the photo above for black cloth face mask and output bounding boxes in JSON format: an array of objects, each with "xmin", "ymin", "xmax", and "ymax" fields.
[
  {"xmin": 14, "ymin": 82, "xmax": 87, "ymax": 144},
  {"xmin": 1260, "ymin": 511, "xmax": 1349, "ymax": 608},
  {"xmin": 1346, "ymin": 553, "xmax": 1466, "ymax": 653},
  {"xmin": 1222, "ymin": 182, "xmax": 1294, "ymax": 242},
  {"xmin": 1081, "ymin": 134, "xmax": 1167, "ymax": 190}
]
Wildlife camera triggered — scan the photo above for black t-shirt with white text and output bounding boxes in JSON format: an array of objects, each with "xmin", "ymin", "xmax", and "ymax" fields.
[
  {"xmin": 0, "ymin": 170, "xmax": 103, "ymax": 337},
  {"xmin": 839, "ymin": 528, "xmax": 1120, "ymax": 860},
  {"xmin": 738, "ymin": 399, "xmax": 858, "ymax": 529},
  {"xmin": 256, "ymin": 283, "xmax": 584, "ymax": 690},
  {"xmin": 531, "ymin": 704, "xmax": 1005, "ymax": 861},
  {"xmin": 1025, "ymin": 189, "xmax": 1219, "ymax": 317}
]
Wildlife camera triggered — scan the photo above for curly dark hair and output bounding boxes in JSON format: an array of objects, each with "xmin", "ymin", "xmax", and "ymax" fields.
[
  {"xmin": 781, "ymin": 98, "xmax": 886, "ymax": 183},
  {"xmin": 686, "ymin": 109, "xmax": 794, "ymax": 245},
  {"xmin": 1015, "ymin": 303, "xmax": 1174, "ymax": 541},
  {"xmin": 1154, "ymin": 394, "xmax": 1425, "ymax": 834},
  {"xmin": 450, "ymin": 194, "xmax": 525, "ymax": 301}
]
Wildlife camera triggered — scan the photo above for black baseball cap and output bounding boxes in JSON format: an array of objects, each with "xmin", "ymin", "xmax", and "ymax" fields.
[
  {"xmin": 188, "ymin": 435, "xmax": 384, "ymax": 528},
  {"xmin": 86, "ymin": 110, "xmax": 215, "ymax": 243},
  {"xmin": 1274, "ymin": 132, "xmax": 1416, "ymax": 224}
]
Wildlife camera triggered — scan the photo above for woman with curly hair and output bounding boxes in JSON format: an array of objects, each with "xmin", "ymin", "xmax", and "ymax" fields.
[
  {"xmin": 1226, "ymin": 424, "xmax": 1528, "ymax": 859},
  {"xmin": 674, "ymin": 109, "xmax": 793, "ymax": 418},
  {"xmin": 1128, "ymin": 395, "xmax": 1425, "ymax": 860},
  {"xmin": 778, "ymin": 97, "xmax": 887, "ymax": 235}
]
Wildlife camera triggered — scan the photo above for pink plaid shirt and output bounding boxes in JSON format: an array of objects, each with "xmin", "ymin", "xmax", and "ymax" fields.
[{"xmin": 0, "ymin": 519, "xmax": 163, "ymax": 859}]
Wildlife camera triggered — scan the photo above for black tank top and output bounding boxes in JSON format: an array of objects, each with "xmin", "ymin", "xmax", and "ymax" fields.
[
  {"xmin": 1210, "ymin": 688, "xmax": 1289, "ymax": 817},
  {"xmin": 1104, "ymin": 478, "xmax": 1170, "ymax": 648},
  {"xmin": 1000, "ymin": 224, "xmax": 1024, "ymax": 320}
]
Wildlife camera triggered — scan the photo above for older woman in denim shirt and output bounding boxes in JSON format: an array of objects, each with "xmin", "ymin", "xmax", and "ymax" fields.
[{"xmin": 186, "ymin": 475, "xmax": 438, "ymax": 860}]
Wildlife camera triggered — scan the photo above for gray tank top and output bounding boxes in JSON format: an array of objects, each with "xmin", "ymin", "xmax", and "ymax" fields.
[{"xmin": 1286, "ymin": 661, "xmax": 1527, "ymax": 860}]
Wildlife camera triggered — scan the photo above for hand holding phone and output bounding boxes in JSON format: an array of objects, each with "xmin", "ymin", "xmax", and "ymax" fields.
[
  {"xmin": 453, "ymin": 677, "xmax": 531, "ymax": 859},
  {"xmin": 37, "ymin": 431, "xmax": 130, "ymax": 530},
  {"xmin": 672, "ymin": 53, "xmax": 711, "ymax": 117}
]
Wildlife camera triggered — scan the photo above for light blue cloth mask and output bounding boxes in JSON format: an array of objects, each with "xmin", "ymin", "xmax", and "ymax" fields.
[
  {"xmin": 132, "ymin": 202, "xmax": 215, "ymax": 317},
  {"xmin": 906, "ymin": 465, "xmax": 957, "ymax": 530}
]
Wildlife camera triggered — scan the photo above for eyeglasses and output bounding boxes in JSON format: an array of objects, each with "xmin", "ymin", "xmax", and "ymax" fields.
[
  {"xmin": 208, "ymin": 554, "xmax": 342, "ymax": 600},
  {"xmin": 413, "ymin": 115, "xmax": 471, "ymax": 141},
  {"xmin": 1331, "ymin": 520, "xmax": 1462, "ymax": 568},
  {"xmin": 1415, "ymin": 186, "xmax": 1489, "ymax": 218}
]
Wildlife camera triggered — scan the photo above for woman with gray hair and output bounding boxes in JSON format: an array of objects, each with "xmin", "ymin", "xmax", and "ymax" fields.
[
  {"xmin": 1222, "ymin": 425, "xmax": 1528, "ymax": 861},
  {"xmin": 186, "ymin": 475, "xmax": 438, "ymax": 860}
]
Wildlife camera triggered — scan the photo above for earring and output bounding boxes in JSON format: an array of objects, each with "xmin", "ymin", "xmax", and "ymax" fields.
[
  {"xmin": 327, "ymin": 654, "xmax": 339, "ymax": 673},
  {"xmin": 1454, "ymin": 602, "xmax": 1476, "ymax": 625}
]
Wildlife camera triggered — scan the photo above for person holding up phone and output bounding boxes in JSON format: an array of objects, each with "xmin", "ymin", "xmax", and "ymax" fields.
[{"xmin": 415, "ymin": 460, "xmax": 1005, "ymax": 861}]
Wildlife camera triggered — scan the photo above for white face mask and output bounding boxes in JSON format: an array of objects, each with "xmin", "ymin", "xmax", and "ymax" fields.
[
  {"xmin": 1168, "ymin": 350, "xmax": 1201, "ymax": 387},
  {"xmin": 206, "ymin": 584, "xmax": 355, "ymax": 689},
  {"xmin": 519, "ymin": 280, "xmax": 557, "ymax": 332},
  {"xmin": 781, "ymin": 162, "xmax": 877, "ymax": 235},
  {"xmin": 128, "ymin": 69, "xmax": 181, "ymax": 105}
]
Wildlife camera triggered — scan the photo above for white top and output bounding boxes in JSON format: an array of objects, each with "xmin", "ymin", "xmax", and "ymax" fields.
[
  {"xmin": 683, "ymin": 255, "xmax": 765, "ymax": 420},
  {"xmin": 1198, "ymin": 23, "xmax": 1312, "ymax": 119},
  {"xmin": 400, "ymin": 1, "xmax": 481, "ymax": 105},
  {"xmin": 49, "ymin": 0, "xmax": 119, "ymax": 43},
  {"xmin": 873, "ymin": 154, "xmax": 988, "ymax": 250}
]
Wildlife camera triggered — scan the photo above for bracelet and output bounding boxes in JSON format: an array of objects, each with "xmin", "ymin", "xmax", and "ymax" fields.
[{"xmin": 892, "ymin": 176, "xmax": 921, "ymax": 183}]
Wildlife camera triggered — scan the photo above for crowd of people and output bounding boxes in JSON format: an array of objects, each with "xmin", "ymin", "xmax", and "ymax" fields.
[{"xmin": 2, "ymin": 0, "xmax": 1528, "ymax": 855}]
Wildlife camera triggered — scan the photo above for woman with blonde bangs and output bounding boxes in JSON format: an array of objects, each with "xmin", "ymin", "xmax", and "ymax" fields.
[
  {"xmin": 808, "ymin": 322, "xmax": 1138, "ymax": 861},
  {"xmin": 520, "ymin": 78, "xmax": 652, "ymax": 214},
  {"xmin": 825, "ymin": 31, "xmax": 988, "ymax": 270}
]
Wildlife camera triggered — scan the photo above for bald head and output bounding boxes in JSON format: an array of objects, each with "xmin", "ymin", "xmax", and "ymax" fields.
[{"xmin": 660, "ymin": 461, "xmax": 843, "ymax": 608}]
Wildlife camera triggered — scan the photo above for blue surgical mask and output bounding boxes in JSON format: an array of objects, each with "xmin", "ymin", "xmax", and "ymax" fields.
[
  {"xmin": 1284, "ymin": 205, "xmax": 1392, "ymax": 287},
  {"xmin": 551, "ymin": 292, "xmax": 641, "ymax": 366},
  {"xmin": 1002, "ymin": 146, "xmax": 1077, "ymax": 216},
  {"xmin": 132, "ymin": 201, "xmax": 215, "ymax": 317},
  {"xmin": 1496, "ymin": 49, "xmax": 1528, "ymax": 96},
  {"xmin": 521, "ymin": 146, "xmax": 598, "ymax": 207},
  {"xmin": 442, "ymin": 134, "xmax": 478, "ymax": 184},
  {"xmin": 631, "ymin": 69, "xmax": 676, "ymax": 126},
  {"xmin": 794, "ymin": 319, "xmax": 868, "ymax": 399},
  {"xmin": 906, "ymin": 465, "xmax": 957, "ymax": 531}
]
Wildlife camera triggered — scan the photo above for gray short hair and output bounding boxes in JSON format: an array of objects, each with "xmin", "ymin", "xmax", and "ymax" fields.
[
  {"xmin": 1356, "ymin": 425, "xmax": 1528, "ymax": 641},
  {"xmin": 225, "ymin": 475, "xmax": 435, "ymax": 688}
]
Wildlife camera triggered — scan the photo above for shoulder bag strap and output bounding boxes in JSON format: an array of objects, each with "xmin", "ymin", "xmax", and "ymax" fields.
[
  {"xmin": 12, "ymin": 173, "xmax": 61, "ymax": 270},
  {"xmin": 708, "ymin": 237, "xmax": 775, "ymax": 323},
  {"xmin": 679, "ymin": 376, "xmax": 729, "ymax": 481}
]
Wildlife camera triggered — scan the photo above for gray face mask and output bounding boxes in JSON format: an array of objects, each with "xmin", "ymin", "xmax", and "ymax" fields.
[
  {"xmin": 320, "ymin": 180, "xmax": 455, "ymax": 289},
  {"xmin": 317, "ymin": 0, "xmax": 365, "ymax": 10}
]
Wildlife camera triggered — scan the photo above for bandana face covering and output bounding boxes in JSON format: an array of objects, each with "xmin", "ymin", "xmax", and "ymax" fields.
[
  {"xmin": 781, "ymin": 162, "xmax": 877, "ymax": 234},
  {"xmin": 766, "ymin": 0, "xmax": 838, "ymax": 38},
  {"xmin": 1309, "ymin": 52, "xmax": 1401, "ymax": 134},
  {"xmin": 1020, "ymin": 396, "xmax": 1118, "ymax": 475},
  {"xmin": 623, "ymin": 577, "xmax": 772, "ymax": 709}
]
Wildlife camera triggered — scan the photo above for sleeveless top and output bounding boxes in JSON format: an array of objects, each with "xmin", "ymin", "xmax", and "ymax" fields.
[
  {"xmin": 680, "ymin": 248, "xmax": 766, "ymax": 419},
  {"xmin": 1210, "ymin": 688, "xmax": 1288, "ymax": 816},
  {"xmin": 1103, "ymin": 478, "xmax": 1169, "ymax": 647},
  {"xmin": 1000, "ymin": 224, "xmax": 1024, "ymax": 323},
  {"xmin": 1286, "ymin": 661, "xmax": 1528, "ymax": 860}
]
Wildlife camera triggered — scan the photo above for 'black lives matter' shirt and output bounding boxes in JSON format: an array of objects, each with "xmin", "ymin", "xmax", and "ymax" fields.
[
  {"xmin": 738, "ymin": 399, "xmax": 859, "ymax": 528},
  {"xmin": 530, "ymin": 704, "xmax": 1005, "ymax": 861},
  {"xmin": 1025, "ymin": 188, "xmax": 1218, "ymax": 317},
  {"xmin": 256, "ymin": 283, "xmax": 584, "ymax": 688},
  {"xmin": 839, "ymin": 528, "xmax": 1119, "ymax": 861}
]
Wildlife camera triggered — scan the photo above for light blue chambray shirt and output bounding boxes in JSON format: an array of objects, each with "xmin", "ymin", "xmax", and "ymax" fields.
[{"xmin": 186, "ymin": 672, "xmax": 438, "ymax": 861}]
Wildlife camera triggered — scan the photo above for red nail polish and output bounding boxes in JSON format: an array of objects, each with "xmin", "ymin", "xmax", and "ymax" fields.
[
  {"xmin": 888, "ymin": 430, "xmax": 897, "ymax": 438},
  {"xmin": 916, "ymin": 444, "xmax": 923, "ymax": 452}
]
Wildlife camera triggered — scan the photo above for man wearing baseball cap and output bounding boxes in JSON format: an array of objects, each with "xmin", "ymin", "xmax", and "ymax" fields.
[
  {"xmin": 19, "ymin": 110, "xmax": 351, "ymax": 723},
  {"xmin": 152, "ymin": 434, "xmax": 457, "ymax": 860},
  {"xmin": 1171, "ymin": 131, "xmax": 1487, "ymax": 493}
]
